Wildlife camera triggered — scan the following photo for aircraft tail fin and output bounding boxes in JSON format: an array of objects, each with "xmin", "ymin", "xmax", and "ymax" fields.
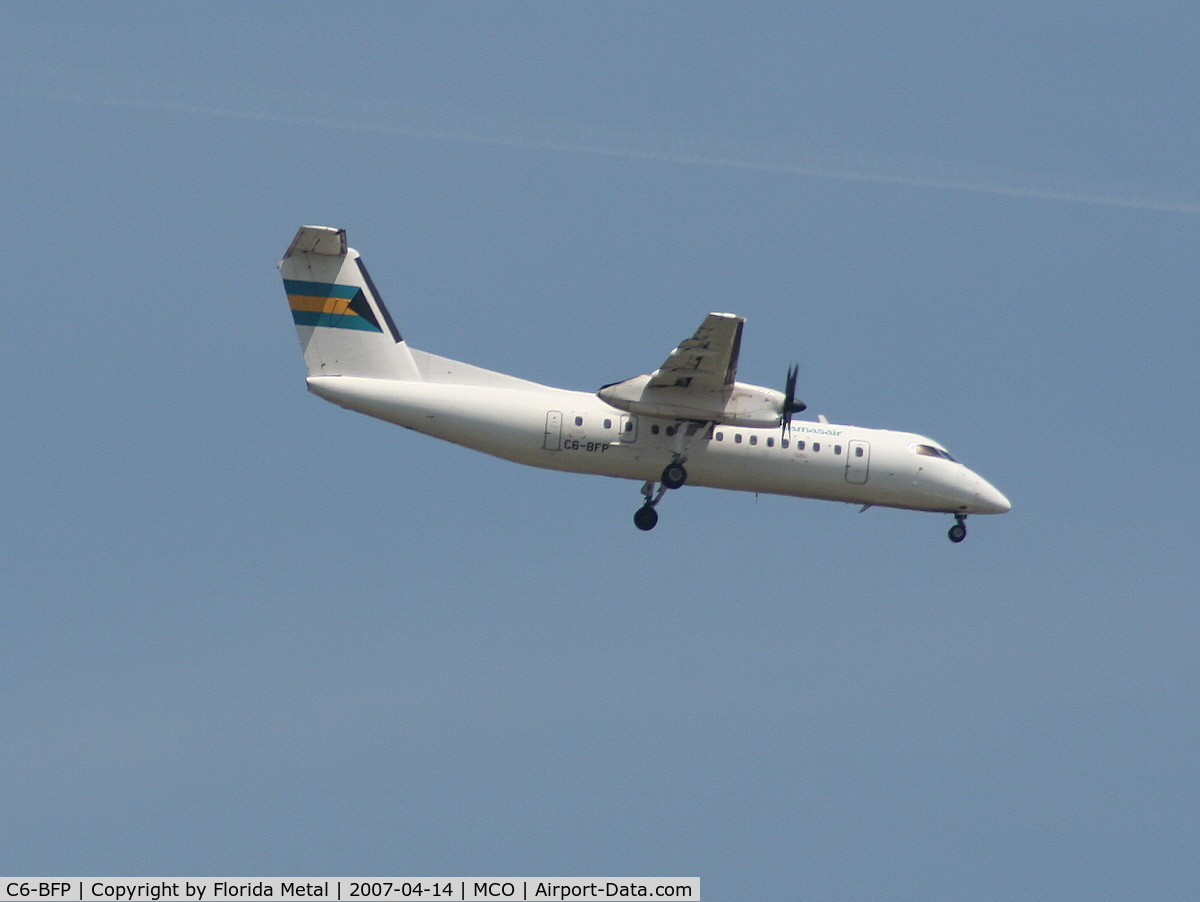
[{"xmin": 279, "ymin": 226, "xmax": 421, "ymax": 381}]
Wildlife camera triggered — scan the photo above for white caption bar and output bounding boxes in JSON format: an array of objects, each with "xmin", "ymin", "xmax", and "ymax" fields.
[{"xmin": 0, "ymin": 881, "xmax": 699, "ymax": 902}]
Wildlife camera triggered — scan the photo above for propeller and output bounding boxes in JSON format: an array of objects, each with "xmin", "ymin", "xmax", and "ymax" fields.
[{"xmin": 780, "ymin": 363, "xmax": 807, "ymax": 437}]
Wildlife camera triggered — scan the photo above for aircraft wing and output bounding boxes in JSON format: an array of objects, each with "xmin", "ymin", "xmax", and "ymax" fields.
[{"xmin": 646, "ymin": 312, "xmax": 745, "ymax": 392}]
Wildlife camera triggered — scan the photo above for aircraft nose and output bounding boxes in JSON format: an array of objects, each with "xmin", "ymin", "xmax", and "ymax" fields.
[{"xmin": 972, "ymin": 477, "xmax": 1011, "ymax": 514}]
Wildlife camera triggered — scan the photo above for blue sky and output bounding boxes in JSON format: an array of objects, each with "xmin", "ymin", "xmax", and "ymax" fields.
[{"xmin": 3, "ymin": 4, "xmax": 1199, "ymax": 898}]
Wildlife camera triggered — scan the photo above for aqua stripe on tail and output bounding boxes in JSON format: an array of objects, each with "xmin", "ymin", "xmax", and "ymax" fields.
[{"xmin": 284, "ymin": 279, "xmax": 384, "ymax": 333}]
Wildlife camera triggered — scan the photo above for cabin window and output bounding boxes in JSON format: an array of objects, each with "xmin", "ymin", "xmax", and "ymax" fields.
[
  {"xmin": 813, "ymin": 442, "xmax": 820, "ymax": 452},
  {"xmin": 781, "ymin": 439, "xmax": 789, "ymax": 449},
  {"xmin": 734, "ymin": 434, "xmax": 743, "ymax": 443},
  {"xmin": 767, "ymin": 437, "xmax": 774, "ymax": 448},
  {"xmin": 855, "ymin": 447, "xmax": 864, "ymax": 457},
  {"xmin": 749, "ymin": 435, "xmax": 758, "ymax": 446},
  {"xmin": 651, "ymin": 425, "xmax": 660, "ymax": 435},
  {"xmin": 624, "ymin": 421, "xmax": 634, "ymax": 432},
  {"xmin": 834, "ymin": 445, "xmax": 842, "ymax": 455},
  {"xmin": 666, "ymin": 426, "xmax": 676, "ymax": 436},
  {"xmin": 574, "ymin": 416, "xmax": 583, "ymax": 426},
  {"xmin": 715, "ymin": 432, "xmax": 724, "ymax": 441},
  {"xmin": 604, "ymin": 418, "xmax": 612, "ymax": 429},
  {"xmin": 796, "ymin": 441, "xmax": 805, "ymax": 450}
]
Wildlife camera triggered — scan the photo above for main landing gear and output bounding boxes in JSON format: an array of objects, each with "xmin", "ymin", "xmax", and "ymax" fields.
[
  {"xmin": 633, "ymin": 502, "xmax": 659, "ymax": 531},
  {"xmin": 660, "ymin": 461, "xmax": 688, "ymax": 490},
  {"xmin": 634, "ymin": 422, "xmax": 707, "ymax": 531},
  {"xmin": 633, "ymin": 461, "xmax": 690, "ymax": 531},
  {"xmin": 948, "ymin": 514, "xmax": 967, "ymax": 543}
]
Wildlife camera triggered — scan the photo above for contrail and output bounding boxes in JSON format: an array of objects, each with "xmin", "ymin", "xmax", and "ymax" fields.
[{"xmin": 5, "ymin": 82, "xmax": 1199, "ymax": 214}]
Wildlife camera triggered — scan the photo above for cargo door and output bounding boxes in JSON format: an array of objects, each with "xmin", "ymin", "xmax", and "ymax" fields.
[{"xmin": 619, "ymin": 415, "xmax": 637, "ymax": 444}]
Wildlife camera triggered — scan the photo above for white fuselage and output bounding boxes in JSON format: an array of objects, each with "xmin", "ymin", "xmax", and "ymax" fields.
[{"xmin": 308, "ymin": 375, "xmax": 1011, "ymax": 516}]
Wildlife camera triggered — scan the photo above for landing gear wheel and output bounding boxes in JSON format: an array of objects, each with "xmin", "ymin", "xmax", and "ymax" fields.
[
  {"xmin": 948, "ymin": 516, "xmax": 967, "ymax": 543},
  {"xmin": 634, "ymin": 505, "xmax": 659, "ymax": 531},
  {"xmin": 661, "ymin": 462, "xmax": 688, "ymax": 490}
]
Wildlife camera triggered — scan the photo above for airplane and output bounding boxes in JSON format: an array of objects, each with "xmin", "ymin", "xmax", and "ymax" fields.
[{"xmin": 279, "ymin": 225, "xmax": 1010, "ymax": 542}]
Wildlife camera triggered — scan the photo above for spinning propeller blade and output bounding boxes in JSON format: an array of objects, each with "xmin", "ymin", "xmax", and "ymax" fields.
[{"xmin": 781, "ymin": 363, "xmax": 807, "ymax": 437}]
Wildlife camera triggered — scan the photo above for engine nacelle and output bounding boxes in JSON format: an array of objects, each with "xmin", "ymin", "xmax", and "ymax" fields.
[{"xmin": 597, "ymin": 374, "xmax": 785, "ymax": 428}]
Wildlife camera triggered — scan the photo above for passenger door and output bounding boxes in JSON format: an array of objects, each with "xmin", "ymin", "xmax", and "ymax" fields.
[
  {"xmin": 845, "ymin": 440, "xmax": 870, "ymax": 484},
  {"xmin": 543, "ymin": 410, "xmax": 563, "ymax": 450}
]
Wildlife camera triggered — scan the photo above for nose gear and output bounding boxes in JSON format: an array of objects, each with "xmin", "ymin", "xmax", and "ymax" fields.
[{"xmin": 948, "ymin": 514, "xmax": 967, "ymax": 543}]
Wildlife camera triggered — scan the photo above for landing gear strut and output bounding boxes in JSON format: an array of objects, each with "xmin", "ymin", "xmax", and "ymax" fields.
[
  {"xmin": 633, "ymin": 465, "xmax": 691, "ymax": 527},
  {"xmin": 948, "ymin": 514, "xmax": 967, "ymax": 543},
  {"xmin": 633, "ymin": 478, "xmax": 672, "ymax": 531}
]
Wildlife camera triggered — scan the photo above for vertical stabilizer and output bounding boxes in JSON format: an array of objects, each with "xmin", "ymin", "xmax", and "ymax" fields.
[{"xmin": 279, "ymin": 226, "xmax": 421, "ymax": 381}]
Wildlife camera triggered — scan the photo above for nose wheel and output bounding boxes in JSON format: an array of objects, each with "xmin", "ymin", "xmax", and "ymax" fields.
[{"xmin": 948, "ymin": 514, "xmax": 967, "ymax": 543}]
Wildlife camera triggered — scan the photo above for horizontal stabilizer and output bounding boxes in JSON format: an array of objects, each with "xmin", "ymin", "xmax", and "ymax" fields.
[{"xmin": 283, "ymin": 225, "xmax": 347, "ymax": 258}]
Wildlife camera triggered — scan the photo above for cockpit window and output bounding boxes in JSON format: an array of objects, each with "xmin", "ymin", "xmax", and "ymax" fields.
[{"xmin": 915, "ymin": 444, "xmax": 957, "ymax": 462}]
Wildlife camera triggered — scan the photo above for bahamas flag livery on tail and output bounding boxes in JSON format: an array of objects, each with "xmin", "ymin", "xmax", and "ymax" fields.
[
  {"xmin": 281, "ymin": 226, "xmax": 418, "ymax": 383},
  {"xmin": 286, "ymin": 279, "xmax": 386, "ymax": 333},
  {"xmin": 280, "ymin": 226, "xmax": 1009, "ymax": 540}
]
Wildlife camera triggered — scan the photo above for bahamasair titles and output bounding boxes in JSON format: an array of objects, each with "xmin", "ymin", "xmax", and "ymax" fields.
[{"xmin": 279, "ymin": 226, "xmax": 1010, "ymax": 542}]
